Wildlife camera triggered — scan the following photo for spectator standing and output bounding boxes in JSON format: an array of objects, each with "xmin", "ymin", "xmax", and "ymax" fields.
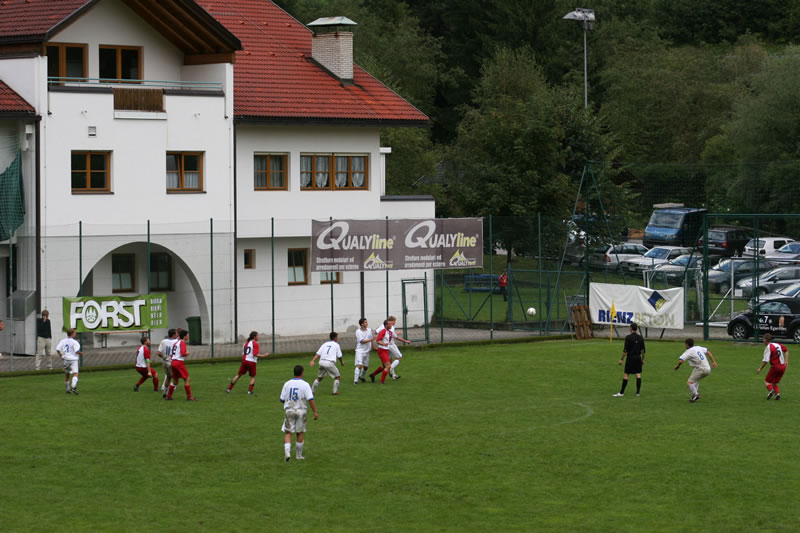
[{"xmin": 35, "ymin": 310, "xmax": 53, "ymax": 370}]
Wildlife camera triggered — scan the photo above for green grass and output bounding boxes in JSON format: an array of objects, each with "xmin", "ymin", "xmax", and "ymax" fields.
[{"xmin": 2, "ymin": 339, "xmax": 798, "ymax": 532}]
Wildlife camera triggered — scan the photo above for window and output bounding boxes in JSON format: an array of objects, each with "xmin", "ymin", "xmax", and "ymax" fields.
[
  {"xmin": 288, "ymin": 249, "xmax": 308, "ymax": 285},
  {"xmin": 167, "ymin": 153, "xmax": 203, "ymax": 192},
  {"xmin": 45, "ymin": 43, "xmax": 87, "ymax": 80},
  {"xmin": 321, "ymin": 271, "xmax": 341, "ymax": 284},
  {"xmin": 244, "ymin": 249, "xmax": 256, "ymax": 269},
  {"xmin": 254, "ymin": 154, "xmax": 288, "ymax": 190},
  {"xmin": 149, "ymin": 253, "xmax": 172, "ymax": 291},
  {"xmin": 301, "ymin": 154, "xmax": 368, "ymax": 190},
  {"xmin": 99, "ymin": 46, "xmax": 141, "ymax": 80},
  {"xmin": 112, "ymin": 254, "xmax": 135, "ymax": 292},
  {"xmin": 71, "ymin": 152, "xmax": 110, "ymax": 193}
]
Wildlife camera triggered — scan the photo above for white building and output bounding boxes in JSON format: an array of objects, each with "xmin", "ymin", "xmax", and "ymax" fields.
[{"xmin": 0, "ymin": 0, "xmax": 433, "ymax": 353}]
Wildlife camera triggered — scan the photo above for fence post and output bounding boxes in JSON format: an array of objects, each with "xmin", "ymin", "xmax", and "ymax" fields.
[
  {"xmin": 210, "ymin": 218, "xmax": 214, "ymax": 358},
  {"xmin": 489, "ymin": 214, "xmax": 494, "ymax": 341},
  {"xmin": 147, "ymin": 220, "xmax": 151, "ymax": 340},
  {"xmin": 538, "ymin": 213, "xmax": 543, "ymax": 336},
  {"xmin": 702, "ymin": 214, "xmax": 709, "ymax": 340},
  {"xmin": 385, "ymin": 216, "xmax": 389, "ymax": 318},
  {"xmin": 439, "ymin": 268, "xmax": 444, "ymax": 344},
  {"xmin": 78, "ymin": 221, "xmax": 83, "ymax": 368},
  {"xmin": 329, "ymin": 217, "xmax": 334, "ymax": 332},
  {"xmin": 271, "ymin": 217, "xmax": 275, "ymax": 354}
]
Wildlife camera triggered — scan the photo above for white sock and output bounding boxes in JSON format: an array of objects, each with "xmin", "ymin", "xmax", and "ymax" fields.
[
  {"xmin": 311, "ymin": 379, "xmax": 319, "ymax": 393},
  {"xmin": 333, "ymin": 379, "xmax": 339, "ymax": 394},
  {"xmin": 296, "ymin": 442, "xmax": 304, "ymax": 458},
  {"xmin": 71, "ymin": 376, "xmax": 78, "ymax": 389},
  {"xmin": 284, "ymin": 442, "xmax": 291, "ymax": 457},
  {"xmin": 361, "ymin": 368, "xmax": 367, "ymax": 378},
  {"xmin": 390, "ymin": 359, "xmax": 400, "ymax": 375},
  {"xmin": 354, "ymin": 368, "xmax": 360, "ymax": 383},
  {"xmin": 65, "ymin": 381, "xmax": 70, "ymax": 391}
]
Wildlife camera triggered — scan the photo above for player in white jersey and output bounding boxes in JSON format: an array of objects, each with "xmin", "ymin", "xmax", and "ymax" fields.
[
  {"xmin": 226, "ymin": 331, "xmax": 269, "ymax": 394},
  {"xmin": 133, "ymin": 336, "xmax": 159, "ymax": 392},
  {"xmin": 674, "ymin": 338, "xmax": 717, "ymax": 402},
  {"xmin": 56, "ymin": 328, "xmax": 83, "ymax": 395},
  {"xmin": 156, "ymin": 328, "xmax": 176, "ymax": 392},
  {"xmin": 280, "ymin": 365, "xmax": 318, "ymax": 461},
  {"xmin": 310, "ymin": 331, "xmax": 344, "ymax": 395},
  {"xmin": 354, "ymin": 318, "xmax": 374, "ymax": 384}
]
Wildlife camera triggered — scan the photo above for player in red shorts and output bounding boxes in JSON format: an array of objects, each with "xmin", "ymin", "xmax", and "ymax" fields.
[
  {"xmin": 133, "ymin": 336, "xmax": 159, "ymax": 392},
  {"xmin": 368, "ymin": 319, "xmax": 393, "ymax": 384},
  {"xmin": 165, "ymin": 328, "xmax": 195, "ymax": 401},
  {"xmin": 226, "ymin": 331, "xmax": 269, "ymax": 395},
  {"xmin": 757, "ymin": 333, "xmax": 789, "ymax": 400}
]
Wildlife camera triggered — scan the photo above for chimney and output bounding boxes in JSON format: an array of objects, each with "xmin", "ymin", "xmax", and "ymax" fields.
[{"xmin": 308, "ymin": 17, "xmax": 358, "ymax": 81}]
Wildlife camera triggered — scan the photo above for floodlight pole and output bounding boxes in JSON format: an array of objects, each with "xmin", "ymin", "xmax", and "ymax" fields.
[{"xmin": 563, "ymin": 8, "xmax": 595, "ymax": 109}]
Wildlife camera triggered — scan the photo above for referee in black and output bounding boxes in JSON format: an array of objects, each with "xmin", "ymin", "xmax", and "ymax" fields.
[{"xmin": 613, "ymin": 323, "xmax": 646, "ymax": 397}]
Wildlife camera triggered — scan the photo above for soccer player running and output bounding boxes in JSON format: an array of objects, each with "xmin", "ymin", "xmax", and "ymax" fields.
[
  {"xmin": 674, "ymin": 338, "xmax": 717, "ymax": 402},
  {"xmin": 369, "ymin": 320, "xmax": 393, "ymax": 384},
  {"xmin": 165, "ymin": 328, "xmax": 196, "ymax": 401},
  {"xmin": 156, "ymin": 328, "xmax": 176, "ymax": 393},
  {"xmin": 613, "ymin": 323, "xmax": 646, "ymax": 397},
  {"xmin": 280, "ymin": 365, "xmax": 318, "ymax": 462},
  {"xmin": 386, "ymin": 315, "xmax": 411, "ymax": 380},
  {"xmin": 226, "ymin": 331, "xmax": 269, "ymax": 395},
  {"xmin": 310, "ymin": 332, "xmax": 344, "ymax": 395},
  {"xmin": 56, "ymin": 328, "xmax": 83, "ymax": 395},
  {"xmin": 133, "ymin": 336, "xmax": 159, "ymax": 392},
  {"xmin": 757, "ymin": 333, "xmax": 788, "ymax": 400},
  {"xmin": 354, "ymin": 318, "xmax": 374, "ymax": 384}
]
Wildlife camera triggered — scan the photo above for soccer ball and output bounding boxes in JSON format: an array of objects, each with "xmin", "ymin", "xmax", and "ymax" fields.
[{"xmin": 526, "ymin": 307, "xmax": 537, "ymax": 316}]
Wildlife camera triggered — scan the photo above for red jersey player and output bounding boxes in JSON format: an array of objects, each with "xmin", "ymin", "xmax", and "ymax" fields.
[
  {"xmin": 369, "ymin": 319, "xmax": 393, "ymax": 384},
  {"xmin": 165, "ymin": 328, "xmax": 195, "ymax": 401},
  {"xmin": 133, "ymin": 336, "xmax": 159, "ymax": 392},
  {"xmin": 226, "ymin": 331, "xmax": 269, "ymax": 395},
  {"xmin": 757, "ymin": 333, "xmax": 789, "ymax": 400}
]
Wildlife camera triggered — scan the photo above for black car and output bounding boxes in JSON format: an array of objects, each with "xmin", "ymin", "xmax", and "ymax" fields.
[
  {"xmin": 698, "ymin": 226, "xmax": 752, "ymax": 257},
  {"xmin": 728, "ymin": 297, "xmax": 800, "ymax": 342}
]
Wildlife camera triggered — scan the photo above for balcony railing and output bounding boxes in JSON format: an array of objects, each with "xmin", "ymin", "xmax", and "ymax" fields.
[{"xmin": 47, "ymin": 77, "xmax": 223, "ymax": 91}]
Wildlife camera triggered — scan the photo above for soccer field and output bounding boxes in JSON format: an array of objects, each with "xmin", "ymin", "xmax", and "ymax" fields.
[{"xmin": 1, "ymin": 338, "xmax": 798, "ymax": 532}]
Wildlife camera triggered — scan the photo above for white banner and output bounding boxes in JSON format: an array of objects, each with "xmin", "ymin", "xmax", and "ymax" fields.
[{"xmin": 589, "ymin": 283, "xmax": 684, "ymax": 329}]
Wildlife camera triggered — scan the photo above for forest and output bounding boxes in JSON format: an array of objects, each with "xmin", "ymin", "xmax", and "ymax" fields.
[{"xmin": 276, "ymin": 0, "xmax": 800, "ymax": 235}]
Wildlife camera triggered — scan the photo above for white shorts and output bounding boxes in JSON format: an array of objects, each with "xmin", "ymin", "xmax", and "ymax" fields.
[
  {"xmin": 281, "ymin": 409, "xmax": 308, "ymax": 434},
  {"xmin": 389, "ymin": 344, "xmax": 403, "ymax": 359},
  {"xmin": 355, "ymin": 351, "xmax": 371, "ymax": 367},
  {"xmin": 317, "ymin": 360, "xmax": 340, "ymax": 379},
  {"xmin": 63, "ymin": 359, "xmax": 79, "ymax": 374},
  {"xmin": 688, "ymin": 367, "xmax": 710, "ymax": 383}
]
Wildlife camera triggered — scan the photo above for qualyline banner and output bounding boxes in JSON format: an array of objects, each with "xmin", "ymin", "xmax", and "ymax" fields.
[
  {"xmin": 62, "ymin": 293, "xmax": 168, "ymax": 333},
  {"xmin": 589, "ymin": 283, "xmax": 684, "ymax": 329},
  {"xmin": 311, "ymin": 218, "xmax": 483, "ymax": 272}
]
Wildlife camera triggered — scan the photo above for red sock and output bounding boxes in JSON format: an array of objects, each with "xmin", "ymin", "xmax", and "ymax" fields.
[
  {"xmin": 370, "ymin": 368, "xmax": 381, "ymax": 377},
  {"xmin": 774, "ymin": 384, "xmax": 780, "ymax": 394},
  {"xmin": 167, "ymin": 384, "xmax": 175, "ymax": 399},
  {"xmin": 185, "ymin": 385, "xmax": 192, "ymax": 398},
  {"xmin": 136, "ymin": 376, "xmax": 148, "ymax": 386},
  {"xmin": 227, "ymin": 382, "xmax": 234, "ymax": 391},
  {"xmin": 767, "ymin": 384, "xmax": 774, "ymax": 392},
  {"xmin": 153, "ymin": 375, "xmax": 159, "ymax": 391},
  {"xmin": 380, "ymin": 369, "xmax": 388, "ymax": 384},
  {"xmin": 248, "ymin": 384, "xmax": 254, "ymax": 392}
]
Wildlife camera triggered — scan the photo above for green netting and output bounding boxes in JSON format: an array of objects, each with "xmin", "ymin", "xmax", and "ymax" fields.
[{"xmin": 0, "ymin": 149, "xmax": 24, "ymax": 241}]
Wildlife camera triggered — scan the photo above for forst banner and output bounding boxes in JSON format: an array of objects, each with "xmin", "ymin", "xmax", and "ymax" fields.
[
  {"xmin": 312, "ymin": 218, "xmax": 483, "ymax": 272},
  {"xmin": 589, "ymin": 283, "xmax": 684, "ymax": 329},
  {"xmin": 62, "ymin": 294, "xmax": 168, "ymax": 333}
]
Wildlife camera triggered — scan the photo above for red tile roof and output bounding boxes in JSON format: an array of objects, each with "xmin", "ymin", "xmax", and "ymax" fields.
[
  {"xmin": 0, "ymin": 0, "xmax": 429, "ymax": 124},
  {"xmin": 0, "ymin": 0, "xmax": 90, "ymax": 41},
  {"xmin": 199, "ymin": 0, "xmax": 429, "ymax": 125},
  {"xmin": 0, "ymin": 80, "xmax": 35, "ymax": 114}
]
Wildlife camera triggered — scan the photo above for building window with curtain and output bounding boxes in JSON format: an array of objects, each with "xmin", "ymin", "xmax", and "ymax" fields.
[
  {"xmin": 288, "ymin": 248, "xmax": 308, "ymax": 285},
  {"xmin": 149, "ymin": 253, "xmax": 172, "ymax": 291},
  {"xmin": 112, "ymin": 253, "xmax": 135, "ymax": 293},
  {"xmin": 254, "ymin": 154, "xmax": 288, "ymax": 190},
  {"xmin": 166, "ymin": 152, "xmax": 203, "ymax": 192},
  {"xmin": 300, "ymin": 154, "xmax": 368, "ymax": 190}
]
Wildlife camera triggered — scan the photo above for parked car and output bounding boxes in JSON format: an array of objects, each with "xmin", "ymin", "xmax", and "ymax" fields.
[
  {"xmin": 706, "ymin": 258, "xmax": 776, "ymax": 294},
  {"xmin": 765, "ymin": 241, "xmax": 800, "ymax": 264},
  {"xmin": 620, "ymin": 246, "xmax": 692, "ymax": 273},
  {"xmin": 651, "ymin": 253, "xmax": 720, "ymax": 284},
  {"xmin": 728, "ymin": 297, "xmax": 800, "ymax": 342},
  {"xmin": 743, "ymin": 237, "xmax": 795, "ymax": 257},
  {"xmin": 748, "ymin": 281, "xmax": 800, "ymax": 307},
  {"xmin": 588, "ymin": 242, "xmax": 649, "ymax": 271},
  {"xmin": 643, "ymin": 207, "xmax": 707, "ymax": 248},
  {"xmin": 697, "ymin": 226, "xmax": 751, "ymax": 257},
  {"xmin": 736, "ymin": 266, "xmax": 800, "ymax": 298}
]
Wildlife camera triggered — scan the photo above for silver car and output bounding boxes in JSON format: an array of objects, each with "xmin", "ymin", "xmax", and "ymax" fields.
[
  {"xmin": 736, "ymin": 266, "xmax": 800, "ymax": 298},
  {"xmin": 749, "ymin": 281, "xmax": 800, "ymax": 307},
  {"xmin": 765, "ymin": 241, "xmax": 800, "ymax": 264},
  {"xmin": 588, "ymin": 243, "xmax": 648, "ymax": 271},
  {"xmin": 620, "ymin": 246, "xmax": 692, "ymax": 273}
]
